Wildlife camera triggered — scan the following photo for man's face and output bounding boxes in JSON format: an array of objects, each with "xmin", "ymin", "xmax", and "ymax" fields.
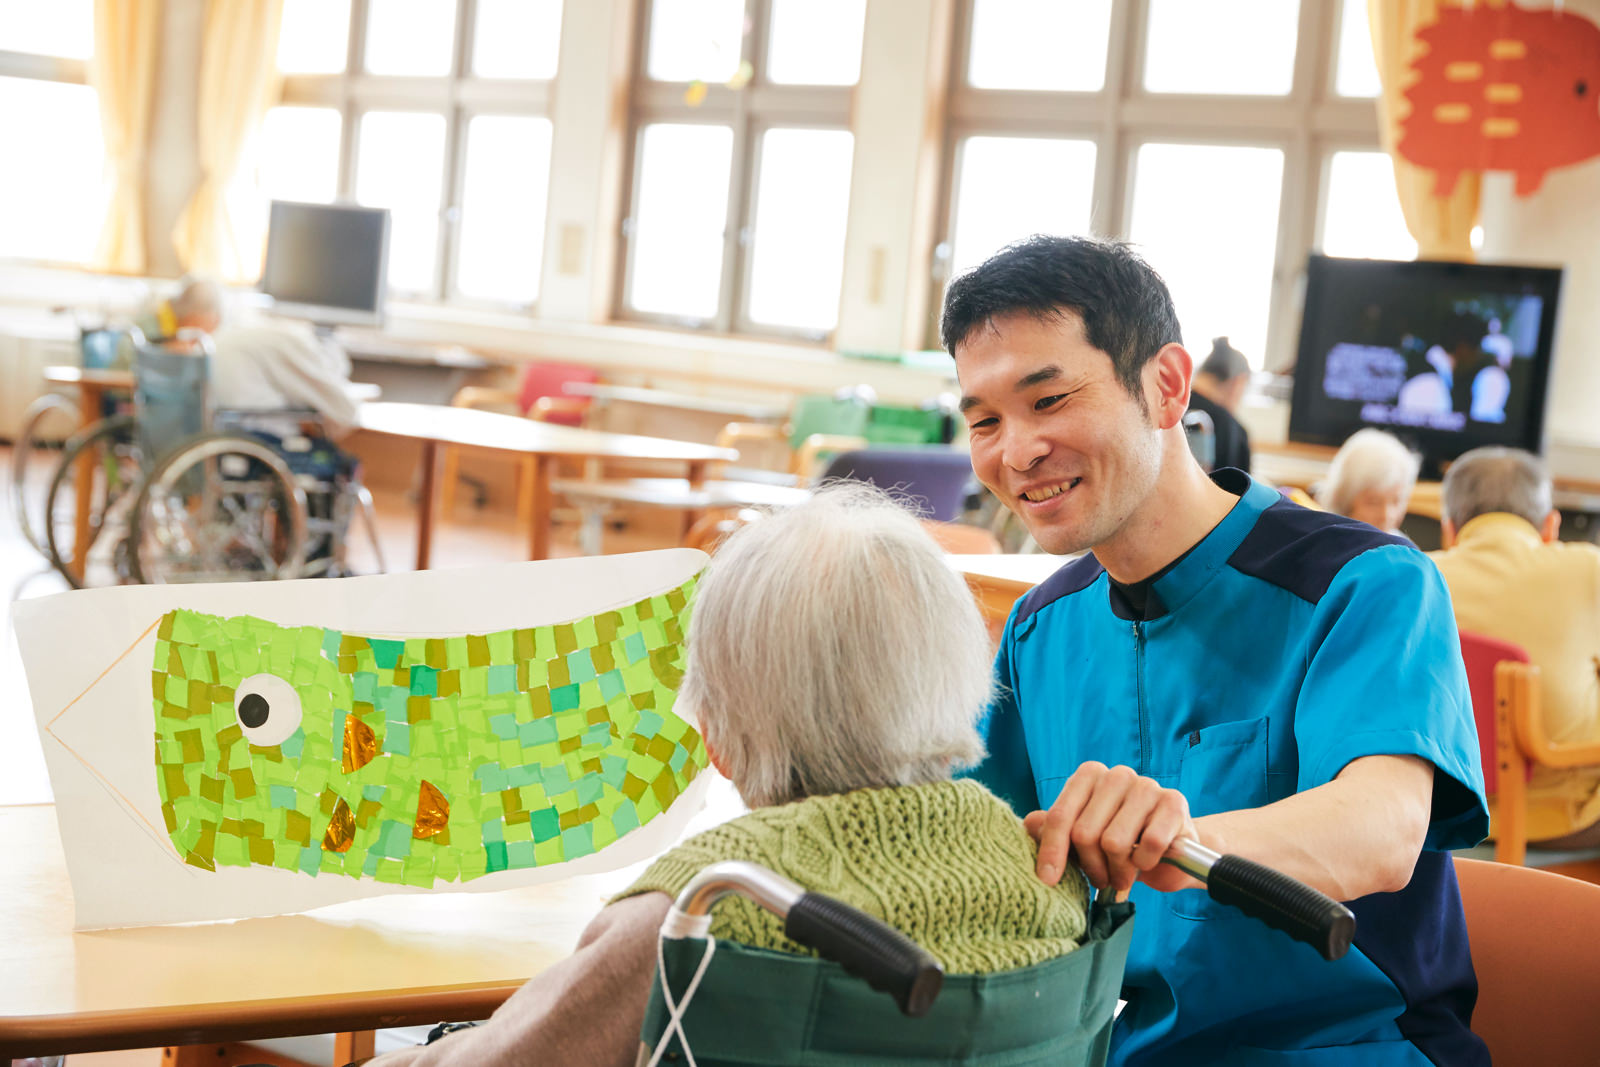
[{"xmin": 956, "ymin": 310, "xmax": 1163, "ymax": 556}]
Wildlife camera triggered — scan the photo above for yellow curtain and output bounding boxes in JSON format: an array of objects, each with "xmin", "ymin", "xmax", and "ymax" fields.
[
  {"xmin": 171, "ymin": 0, "xmax": 285, "ymax": 279},
  {"xmin": 1367, "ymin": 0, "xmax": 1480, "ymax": 261},
  {"xmin": 89, "ymin": 0, "xmax": 162, "ymax": 274}
]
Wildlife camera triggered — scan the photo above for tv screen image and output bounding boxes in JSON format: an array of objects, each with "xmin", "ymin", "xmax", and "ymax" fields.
[
  {"xmin": 259, "ymin": 201, "xmax": 391, "ymax": 328},
  {"xmin": 1289, "ymin": 255, "xmax": 1562, "ymax": 476}
]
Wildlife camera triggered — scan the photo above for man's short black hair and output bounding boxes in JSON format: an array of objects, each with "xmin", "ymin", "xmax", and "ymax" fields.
[{"xmin": 940, "ymin": 234, "xmax": 1183, "ymax": 398}]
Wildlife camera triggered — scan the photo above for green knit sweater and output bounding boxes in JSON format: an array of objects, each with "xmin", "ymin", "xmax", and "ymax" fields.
[{"xmin": 615, "ymin": 779, "xmax": 1089, "ymax": 974}]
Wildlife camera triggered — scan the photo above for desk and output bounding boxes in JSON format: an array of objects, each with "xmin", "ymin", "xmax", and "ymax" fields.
[
  {"xmin": 948, "ymin": 553, "xmax": 1071, "ymax": 642},
  {"xmin": 563, "ymin": 381, "xmax": 788, "ymax": 423},
  {"xmin": 0, "ymin": 779, "xmax": 747, "ymax": 1064},
  {"xmin": 356, "ymin": 402, "xmax": 738, "ymax": 568}
]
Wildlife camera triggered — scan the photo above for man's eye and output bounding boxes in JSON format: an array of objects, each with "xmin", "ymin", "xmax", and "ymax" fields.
[
  {"xmin": 968, "ymin": 416, "xmax": 998, "ymax": 430},
  {"xmin": 1034, "ymin": 394, "xmax": 1067, "ymax": 412}
]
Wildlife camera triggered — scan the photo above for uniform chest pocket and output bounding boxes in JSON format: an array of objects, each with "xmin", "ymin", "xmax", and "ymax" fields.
[{"xmin": 1173, "ymin": 717, "xmax": 1270, "ymax": 921}]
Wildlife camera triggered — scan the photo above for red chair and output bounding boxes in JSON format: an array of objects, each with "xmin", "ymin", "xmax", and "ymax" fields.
[
  {"xmin": 1459, "ymin": 630, "xmax": 1600, "ymax": 865},
  {"xmin": 440, "ymin": 362, "xmax": 600, "ymax": 529}
]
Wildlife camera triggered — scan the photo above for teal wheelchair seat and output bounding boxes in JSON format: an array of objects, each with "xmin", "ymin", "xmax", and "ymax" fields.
[{"xmin": 639, "ymin": 899, "xmax": 1135, "ymax": 1067}]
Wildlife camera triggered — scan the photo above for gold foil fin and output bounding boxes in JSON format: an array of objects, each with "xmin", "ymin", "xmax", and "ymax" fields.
[
  {"xmin": 322, "ymin": 795, "xmax": 355, "ymax": 853},
  {"xmin": 414, "ymin": 779, "xmax": 451, "ymax": 840},
  {"xmin": 343, "ymin": 715, "xmax": 377, "ymax": 774}
]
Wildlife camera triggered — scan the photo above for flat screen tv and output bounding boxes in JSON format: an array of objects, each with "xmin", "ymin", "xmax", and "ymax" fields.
[
  {"xmin": 1289, "ymin": 254, "xmax": 1562, "ymax": 478},
  {"xmin": 259, "ymin": 200, "xmax": 391, "ymax": 328}
]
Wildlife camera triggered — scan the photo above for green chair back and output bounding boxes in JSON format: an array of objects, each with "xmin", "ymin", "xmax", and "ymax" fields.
[
  {"xmin": 788, "ymin": 395, "xmax": 872, "ymax": 451},
  {"xmin": 639, "ymin": 900, "xmax": 1134, "ymax": 1067}
]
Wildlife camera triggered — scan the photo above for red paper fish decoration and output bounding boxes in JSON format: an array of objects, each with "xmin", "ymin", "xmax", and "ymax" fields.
[{"xmin": 1398, "ymin": 1, "xmax": 1600, "ymax": 197}]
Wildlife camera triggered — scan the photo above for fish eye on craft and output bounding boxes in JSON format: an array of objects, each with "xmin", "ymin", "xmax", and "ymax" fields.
[{"xmin": 233, "ymin": 673, "xmax": 303, "ymax": 747}]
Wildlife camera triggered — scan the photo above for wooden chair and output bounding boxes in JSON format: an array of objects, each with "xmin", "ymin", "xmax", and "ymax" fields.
[
  {"xmin": 1455, "ymin": 856, "xmax": 1600, "ymax": 1066},
  {"xmin": 1459, "ymin": 630, "xmax": 1600, "ymax": 865},
  {"xmin": 439, "ymin": 361, "xmax": 599, "ymax": 529}
]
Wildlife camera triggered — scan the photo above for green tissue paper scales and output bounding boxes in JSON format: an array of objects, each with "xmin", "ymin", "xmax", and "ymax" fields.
[{"xmin": 151, "ymin": 576, "xmax": 705, "ymax": 888}]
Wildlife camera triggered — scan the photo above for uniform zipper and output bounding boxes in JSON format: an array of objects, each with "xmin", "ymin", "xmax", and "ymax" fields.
[{"xmin": 1133, "ymin": 621, "xmax": 1149, "ymax": 775}]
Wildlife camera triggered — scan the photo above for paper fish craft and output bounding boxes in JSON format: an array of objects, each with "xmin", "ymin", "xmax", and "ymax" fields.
[
  {"xmin": 1398, "ymin": 1, "xmax": 1600, "ymax": 196},
  {"xmin": 151, "ymin": 577, "xmax": 704, "ymax": 888}
]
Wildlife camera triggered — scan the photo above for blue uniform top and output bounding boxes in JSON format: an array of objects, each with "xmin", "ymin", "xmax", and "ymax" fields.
[{"xmin": 967, "ymin": 471, "xmax": 1489, "ymax": 1066}]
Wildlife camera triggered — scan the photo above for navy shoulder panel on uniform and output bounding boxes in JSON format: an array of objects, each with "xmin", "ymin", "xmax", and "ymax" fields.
[
  {"xmin": 1016, "ymin": 553, "xmax": 1105, "ymax": 625},
  {"xmin": 1228, "ymin": 496, "xmax": 1412, "ymax": 605}
]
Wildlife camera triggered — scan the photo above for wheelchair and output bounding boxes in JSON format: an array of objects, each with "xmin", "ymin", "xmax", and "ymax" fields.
[
  {"xmin": 638, "ymin": 844, "xmax": 1354, "ymax": 1066},
  {"xmin": 31, "ymin": 326, "xmax": 382, "ymax": 588}
]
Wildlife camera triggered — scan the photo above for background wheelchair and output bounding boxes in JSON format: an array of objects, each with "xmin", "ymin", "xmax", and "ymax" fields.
[
  {"xmin": 639, "ymin": 844, "xmax": 1353, "ymax": 1066},
  {"xmin": 17, "ymin": 325, "xmax": 381, "ymax": 588}
]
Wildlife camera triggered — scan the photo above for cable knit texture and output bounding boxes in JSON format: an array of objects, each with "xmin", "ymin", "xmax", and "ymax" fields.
[{"xmin": 615, "ymin": 779, "xmax": 1089, "ymax": 974}]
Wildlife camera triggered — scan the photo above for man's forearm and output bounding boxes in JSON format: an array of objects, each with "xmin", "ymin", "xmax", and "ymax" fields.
[{"xmin": 1194, "ymin": 754, "xmax": 1435, "ymax": 901}]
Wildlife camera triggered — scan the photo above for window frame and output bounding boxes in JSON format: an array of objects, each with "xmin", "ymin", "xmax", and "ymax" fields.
[
  {"xmin": 932, "ymin": 0, "xmax": 1391, "ymax": 370},
  {"xmin": 276, "ymin": 0, "xmax": 559, "ymax": 310},
  {"xmin": 614, "ymin": 0, "xmax": 859, "ymax": 342}
]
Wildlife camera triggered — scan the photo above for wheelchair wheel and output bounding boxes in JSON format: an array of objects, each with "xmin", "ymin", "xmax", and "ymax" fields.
[
  {"xmin": 128, "ymin": 433, "xmax": 309, "ymax": 584},
  {"xmin": 43, "ymin": 415, "xmax": 144, "ymax": 589},
  {"xmin": 10, "ymin": 393, "xmax": 81, "ymax": 559}
]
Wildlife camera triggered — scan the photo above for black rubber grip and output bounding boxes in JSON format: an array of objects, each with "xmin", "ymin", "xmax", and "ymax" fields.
[
  {"xmin": 1207, "ymin": 854, "xmax": 1356, "ymax": 961},
  {"xmin": 784, "ymin": 892, "xmax": 944, "ymax": 1017}
]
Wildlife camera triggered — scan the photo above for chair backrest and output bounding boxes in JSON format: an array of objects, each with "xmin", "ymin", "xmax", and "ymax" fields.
[
  {"xmin": 789, "ymin": 394, "xmax": 871, "ymax": 450},
  {"xmin": 515, "ymin": 362, "xmax": 598, "ymax": 426},
  {"xmin": 135, "ymin": 334, "xmax": 212, "ymax": 460},
  {"xmin": 817, "ymin": 448, "xmax": 975, "ymax": 522},
  {"xmin": 1455, "ymin": 856, "xmax": 1600, "ymax": 1067},
  {"xmin": 865, "ymin": 402, "xmax": 948, "ymax": 446},
  {"xmin": 1458, "ymin": 630, "xmax": 1531, "ymax": 796}
]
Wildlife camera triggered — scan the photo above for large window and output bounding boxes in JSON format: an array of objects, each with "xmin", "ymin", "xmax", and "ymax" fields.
[
  {"xmin": 936, "ymin": 0, "xmax": 1411, "ymax": 369},
  {"xmin": 0, "ymin": 2, "xmax": 105, "ymax": 266},
  {"xmin": 245, "ymin": 0, "xmax": 563, "ymax": 306},
  {"xmin": 618, "ymin": 0, "xmax": 868, "ymax": 339}
]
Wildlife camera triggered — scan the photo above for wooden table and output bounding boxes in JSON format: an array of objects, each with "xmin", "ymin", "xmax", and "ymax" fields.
[
  {"xmin": 948, "ymin": 553, "xmax": 1072, "ymax": 643},
  {"xmin": 356, "ymin": 402, "xmax": 738, "ymax": 568},
  {"xmin": 0, "ymin": 777, "xmax": 748, "ymax": 1065},
  {"xmin": 0, "ymin": 803, "xmax": 589, "ymax": 1062},
  {"xmin": 563, "ymin": 381, "xmax": 787, "ymax": 423}
]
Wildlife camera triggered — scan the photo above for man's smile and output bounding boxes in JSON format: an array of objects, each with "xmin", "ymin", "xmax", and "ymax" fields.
[{"xmin": 1018, "ymin": 477, "xmax": 1083, "ymax": 505}]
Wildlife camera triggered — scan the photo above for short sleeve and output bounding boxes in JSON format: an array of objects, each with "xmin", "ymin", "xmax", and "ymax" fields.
[
  {"xmin": 959, "ymin": 604, "xmax": 1041, "ymax": 816},
  {"xmin": 1294, "ymin": 545, "xmax": 1488, "ymax": 851}
]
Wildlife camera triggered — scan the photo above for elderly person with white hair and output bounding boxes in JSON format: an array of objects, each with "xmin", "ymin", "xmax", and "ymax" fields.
[
  {"xmin": 1313, "ymin": 428, "xmax": 1421, "ymax": 535},
  {"xmin": 371, "ymin": 485, "xmax": 1089, "ymax": 1067}
]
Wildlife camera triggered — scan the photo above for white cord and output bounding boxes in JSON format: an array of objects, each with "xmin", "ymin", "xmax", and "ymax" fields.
[{"xmin": 645, "ymin": 934, "xmax": 717, "ymax": 1067}]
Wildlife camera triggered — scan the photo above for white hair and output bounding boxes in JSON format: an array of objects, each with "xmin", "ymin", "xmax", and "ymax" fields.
[
  {"xmin": 1315, "ymin": 429, "xmax": 1421, "ymax": 517},
  {"xmin": 679, "ymin": 483, "xmax": 991, "ymax": 809},
  {"xmin": 1441, "ymin": 446, "xmax": 1552, "ymax": 529},
  {"xmin": 170, "ymin": 274, "xmax": 222, "ymax": 321}
]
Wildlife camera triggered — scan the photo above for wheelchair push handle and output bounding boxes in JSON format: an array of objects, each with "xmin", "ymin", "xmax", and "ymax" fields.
[
  {"xmin": 1162, "ymin": 838, "xmax": 1356, "ymax": 962},
  {"xmin": 663, "ymin": 860, "xmax": 944, "ymax": 1018}
]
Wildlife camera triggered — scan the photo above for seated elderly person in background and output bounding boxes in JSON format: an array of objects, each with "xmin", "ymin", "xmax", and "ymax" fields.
[
  {"xmin": 114, "ymin": 275, "xmax": 224, "ymax": 366},
  {"xmin": 211, "ymin": 319, "xmax": 360, "ymax": 437},
  {"xmin": 1430, "ymin": 447, "xmax": 1600, "ymax": 848},
  {"xmin": 1312, "ymin": 428, "xmax": 1420, "ymax": 534},
  {"xmin": 371, "ymin": 485, "xmax": 1089, "ymax": 1066}
]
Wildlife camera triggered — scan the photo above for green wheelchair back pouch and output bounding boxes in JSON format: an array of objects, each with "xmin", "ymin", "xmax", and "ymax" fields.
[{"xmin": 637, "ymin": 899, "xmax": 1135, "ymax": 1067}]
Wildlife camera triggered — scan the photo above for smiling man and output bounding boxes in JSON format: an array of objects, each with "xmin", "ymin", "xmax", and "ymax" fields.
[{"xmin": 946, "ymin": 236, "xmax": 1489, "ymax": 1066}]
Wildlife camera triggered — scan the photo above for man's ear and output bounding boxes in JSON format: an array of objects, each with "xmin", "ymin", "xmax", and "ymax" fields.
[
  {"xmin": 1146, "ymin": 343, "xmax": 1193, "ymax": 430},
  {"xmin": 1440, "ymin": 518, "xmax": 1457, "ymax": 548},
  {"xmin": 1541, "ymin": 510, "xmax": 1562, "ymax": 543}
]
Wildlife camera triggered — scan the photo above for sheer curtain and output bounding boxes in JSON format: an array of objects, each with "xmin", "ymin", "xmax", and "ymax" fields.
[
  {"xmin": 1367, "ymin": 0, "xmax": 1479, "ymax": 260},
  {"xmin": 170, "ymin": 0, "xmax": 285, "ymax": 278},
  {"xmin": 90, "ymin": 0, "xmax": 162, "ymax": 272}
]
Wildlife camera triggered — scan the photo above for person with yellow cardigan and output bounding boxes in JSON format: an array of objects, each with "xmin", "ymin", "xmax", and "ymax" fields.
[{"xmin": 1431, "ymin": 446, "xmax": 1600, "ymax": 847}]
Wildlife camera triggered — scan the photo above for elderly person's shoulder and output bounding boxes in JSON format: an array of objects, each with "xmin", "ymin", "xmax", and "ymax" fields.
[{"xmin": 616, "ymin": 778, "xmax": 1089, "ymax": 974}]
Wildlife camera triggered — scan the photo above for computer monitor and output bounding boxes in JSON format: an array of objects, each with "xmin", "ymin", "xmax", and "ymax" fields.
[
  {"xmin": 259, "ymin": 201, "xmax": 391, "ymax": 328},
  {"xmin": 1288, "ymin": 254, "xmax": 1562, "ymax": 478}
]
